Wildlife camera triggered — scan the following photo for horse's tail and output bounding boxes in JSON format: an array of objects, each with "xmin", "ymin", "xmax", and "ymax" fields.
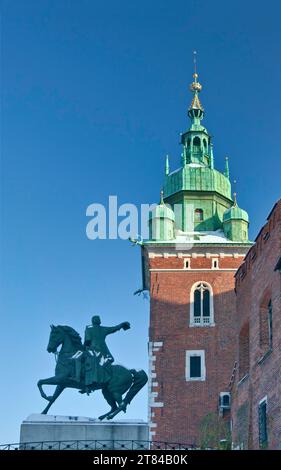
[{"xmin": 122, "ymin": 369, "xmax": 148, "ymax": 407}]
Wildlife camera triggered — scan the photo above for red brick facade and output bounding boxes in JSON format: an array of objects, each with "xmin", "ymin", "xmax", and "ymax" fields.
[
  {"xmin": 145, "ymin": 246, "xmax": 249, "ymax": 445},
  {"xmin": 231, "ymin": 199, "xmax": 281, "ymax": 449}
]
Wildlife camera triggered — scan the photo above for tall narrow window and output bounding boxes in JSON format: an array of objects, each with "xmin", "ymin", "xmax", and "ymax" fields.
[
  {"xmin": 190, "ymin": 282, "xmax": 214, "ymax": 326},
  {"xmin": 195, "ymin": 209, "xmax": 204, "ymax": 222},
  {"xmin": 259, "ymin": 398, "xmax": 268, "ymax": 449},
  {"xmin": 203, "ymin": 290, "xmax": 210, "ymax": 317},
  {"xmin": 190, "ymin": 356, "xmax": 201, "ymax": 378},
  {"xmin": 212, "ymin": 258, "xmax": 219, "ymax": 269},
  {"xmin": 194, "ymin": 289, "xmax": 201, "ymax": 317},
  {"xmin": 268, "ymin": 300, "xmax": 273, "ymax": 350},
  {"xmin": 184, "ymin": 259, "xmax": 190, "ymax": 269},
  {"xmin": 259, "ymin": 293, "xmax": 272, "ymax": 355}
]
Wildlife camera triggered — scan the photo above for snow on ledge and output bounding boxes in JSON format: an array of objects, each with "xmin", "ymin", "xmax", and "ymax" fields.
[{"xmin": 23, "ymin": 414, "xmax": 146, "ymax": 425}]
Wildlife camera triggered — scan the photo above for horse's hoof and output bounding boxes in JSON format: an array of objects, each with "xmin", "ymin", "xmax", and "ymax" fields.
[{"xmin": 98, "ymin": 414, "xmax": 107, "ymax": 421}]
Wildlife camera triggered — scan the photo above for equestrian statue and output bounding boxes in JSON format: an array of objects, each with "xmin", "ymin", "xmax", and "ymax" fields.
[{"xmin": 37, "ymin": 316, "xmax": 148, "ymax": 420}]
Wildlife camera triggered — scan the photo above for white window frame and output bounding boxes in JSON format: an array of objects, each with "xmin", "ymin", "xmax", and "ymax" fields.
[
  {"xmin": 184, "ymin": 258, "xmax": 190, "ymax": 270},
  {"xmin": 190, "ymin": 281, "xmax": 215, "ymax": 327},
  {"xmin": 259, "ymin": 395, "xmax": 267, "ymax": 405},
  {"xmin": 219, "ymin": 392, "xmax": 231, "ymax": 409},
  {"xmin": 212, "ymin": 258, "xmax": 219, "ymax": 269},
  {"xmin": 186, "ymin": 350, "xmax": 206, "ymax": 381}
]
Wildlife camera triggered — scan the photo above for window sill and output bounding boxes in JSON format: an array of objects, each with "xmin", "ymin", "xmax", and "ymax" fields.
[
  {"xmin": 186, "ymin": 377, "xmax": 206, "ymax": 382},
  {"xmin": 237, "ymin": 373, "xmax": 249, "ymax": 387},
  {"xmin": 189, "ymin": 323, "xmax": 215, "ymax": 328},
  {"xmin": 257, "ymin": 349, "xmax": 272, "ymax": 366}
]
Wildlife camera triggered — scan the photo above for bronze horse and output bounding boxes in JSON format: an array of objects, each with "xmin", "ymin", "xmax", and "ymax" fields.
[{"xmin": 37, "ymin": 325, "xmax": 147, "ymax": 420}]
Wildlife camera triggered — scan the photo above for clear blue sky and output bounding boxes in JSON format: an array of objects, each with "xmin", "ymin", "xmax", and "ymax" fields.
[{"xmin": 1, "ymin": 0, "xmax": 280, "ymax": 443}]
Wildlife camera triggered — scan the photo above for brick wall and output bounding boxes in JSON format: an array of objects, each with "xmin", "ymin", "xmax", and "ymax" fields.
[
  {"xmin": 147, "ymin": 249, "xmax": 248, "ymax": 445},
  {"xmin": 231, "ymin": 199, "xmax": 281, "ymax": 449}
]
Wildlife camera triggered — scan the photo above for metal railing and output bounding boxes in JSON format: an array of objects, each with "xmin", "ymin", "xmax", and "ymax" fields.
[{"xmin": 0, "ymin": 440, "xmax": 195, "ymax": 451}]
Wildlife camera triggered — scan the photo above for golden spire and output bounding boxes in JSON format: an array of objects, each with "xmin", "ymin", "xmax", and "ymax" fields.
[
  {"xmin": 190, "ymin": 93, "xmax": 204, "ymax": 110},
  {"xmin": 188, "ymin": 51, "xmax": 204, "ymax": 113}
]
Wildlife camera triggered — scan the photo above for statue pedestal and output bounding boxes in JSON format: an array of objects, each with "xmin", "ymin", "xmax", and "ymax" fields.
[{"xmin": 20, "ymin": 414, "xmax": 149, "ymax": 450}]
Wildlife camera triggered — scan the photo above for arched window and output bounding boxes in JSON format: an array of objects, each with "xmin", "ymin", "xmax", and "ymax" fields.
[
  {"xmin": 190, "ymin": 282, "xmax": 214, "ymax": 326},
  {"xmin": 193, "ymin": 136, "xmax": 201, "ymax": 147},
  {"xmin": 195, "ymin": 208, "xmax": 204, "ymax": 222}
]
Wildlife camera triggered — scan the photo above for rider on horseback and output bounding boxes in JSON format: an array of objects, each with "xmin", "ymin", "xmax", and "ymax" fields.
[
  {"xmin": 38, "ymin": 322, "xmax": 148, "ymax": 418},
  {"xmin": 79, "ymin": 315, "xmax": 130, "ymax": 394}
]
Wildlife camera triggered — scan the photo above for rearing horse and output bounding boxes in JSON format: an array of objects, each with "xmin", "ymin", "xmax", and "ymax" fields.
[{"xmin": 37, "ymin": 325, "xmax": 148, "ymax": 420}]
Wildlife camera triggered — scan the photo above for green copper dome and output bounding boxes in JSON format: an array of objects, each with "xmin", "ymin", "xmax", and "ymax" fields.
[
  {"xmin": 149, "ymin": 197, "xmax": 175, "ymax": 221},
  {"xmin": 164, "ymin": 164, "xmax": 231, "ymax": 200},
  {"xmin": 149, "ymin": 191, "xmax": 175, "ymax": 241},
  {"xmin": 223, "ymin": 197, "xmax": 249, "ymax": 223}
]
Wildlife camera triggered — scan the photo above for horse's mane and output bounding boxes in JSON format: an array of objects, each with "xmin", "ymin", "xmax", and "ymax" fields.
[{"xmin": 58, "ymin": 325, "xmax": 83, "ymax": 349}]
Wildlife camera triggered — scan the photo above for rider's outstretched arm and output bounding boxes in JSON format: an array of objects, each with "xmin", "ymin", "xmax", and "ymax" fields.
[{"xmin": 103, "ymin": 322, "xmax": 130, "ymax": 336}]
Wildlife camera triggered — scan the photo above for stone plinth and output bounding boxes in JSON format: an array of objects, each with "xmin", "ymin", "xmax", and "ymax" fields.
[{"xmin": 20, "ymin": 414, "xmax": 149, "ymax": 450}]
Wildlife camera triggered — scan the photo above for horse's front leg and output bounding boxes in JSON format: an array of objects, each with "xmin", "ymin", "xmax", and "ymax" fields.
[
  {"xmin": 38, "ymin": 376, "xmax": 55, "ymax": 400},
  {"xmin": 37, "ymin": 375, "xmax": 66, "ymax": 401},
  {"xmin": 41, "ymin": 385, "xmax": 65, "ymax": 414}
]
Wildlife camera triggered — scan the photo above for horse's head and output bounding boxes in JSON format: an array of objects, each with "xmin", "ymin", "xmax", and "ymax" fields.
[
  {"xmin": 47, "ymin": 325, "xmax": 64, "ymax": 353},
  {"xmin": 47, "ymin": 324, "xmax": 82, "ymax": 354}
]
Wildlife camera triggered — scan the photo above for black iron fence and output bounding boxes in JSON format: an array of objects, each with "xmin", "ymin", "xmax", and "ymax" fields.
[{"xmin": 0, "ymin": 440, "xmax": 195, "ymax": 451}]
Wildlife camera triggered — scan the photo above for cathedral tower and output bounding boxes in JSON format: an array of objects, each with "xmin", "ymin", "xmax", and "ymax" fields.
[{"xmin": 139, "ymin": 63, "xmax": 252, "ymax": 445}]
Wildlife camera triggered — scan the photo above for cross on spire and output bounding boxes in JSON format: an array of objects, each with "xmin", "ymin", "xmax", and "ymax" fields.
[
  {"xmin": 188, "ymin": 50, "xmax": 204, "ymax": 118},
  {"xmin": 193, "ymin": 50, "xmax": 197, "ymax": 75}
]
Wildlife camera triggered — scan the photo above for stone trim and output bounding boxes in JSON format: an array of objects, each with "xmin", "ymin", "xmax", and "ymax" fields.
[
  {"xmin": 148, "ymin": 252, "xmax": 245, "ymax": 259},
  {"xmin": 150, "ymin": 268, "xmax": 238, "ymax": 272},
  {"xmin": 148, "ymin": 341, "xmax": 164, "ymax": 441}
]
